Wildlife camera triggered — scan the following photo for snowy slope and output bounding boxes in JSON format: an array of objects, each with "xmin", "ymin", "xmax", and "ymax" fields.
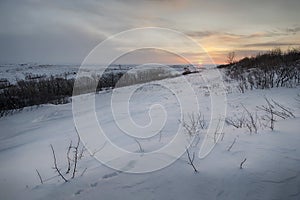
[{"xmin": 0, "ymin": 71, "xmax": 300, "ymax": 200}]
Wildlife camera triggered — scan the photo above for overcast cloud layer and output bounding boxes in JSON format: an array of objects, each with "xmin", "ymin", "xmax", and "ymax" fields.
[{"xmin": 0, "ymin": 0, "xmax": 300, "ymax": 64}]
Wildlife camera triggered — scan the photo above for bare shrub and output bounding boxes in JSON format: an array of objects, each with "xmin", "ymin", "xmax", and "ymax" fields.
[
  {"xmin": 226, "ymin": 105, "xmax": 258, "ymax": 134},
  {"xmin": 50, "ymin": 144, "xmax": 68, "ymax": 182},
  {"xmin": 49, "ymin": 127, "xmax": 86, "ymax": 183},
  {"xmin": 242, "ymin": 105, "xmax": 258, "ymax": 134},
  {"xmin": 181, "ymin": 113, "xmax": 206, "ymax": 135},
  {"xmin": 1, "ymin": 67, "xmax": 180, "ymax": 117},
  {"xmin": 222, "ymin": 48, "xmax": 300, "ymax": 92},
  {"xmin": 225, "ymin": 114, "xmax": 246, "ymax": 128},
  {"xmin": 181, "ymin": 112, "xmax": 207, "ymax": 146},
  {"xmin": 227, "ymin": 51, "xmax": 236, "ymax": 64},
  {"xmin": 0, "ymin": 76, "xmax": 74, "ymax": 114},
  {"xmin": 257, "ymin": 98, "xmax": 295, "ymax": 130}
]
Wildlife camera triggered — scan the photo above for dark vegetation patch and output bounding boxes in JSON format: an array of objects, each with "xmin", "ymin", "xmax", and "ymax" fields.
[
  {"xmin": 0, "ymin": 67, "xmax": 179, "ymax": 117},
  {"xmin": 218, "ymin": 48, "xmax": 300, "ymax": 92}
]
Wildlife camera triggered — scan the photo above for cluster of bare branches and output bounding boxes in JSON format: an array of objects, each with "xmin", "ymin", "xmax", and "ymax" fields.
[
  {"xmin": 40, "ymin": 128, "xmax": 87, "ymax": 183},
  {"xmin": 181, "ymin": 112, "xmax": 207, "ymax": 147},
  {"xmin": 257, "ymin": 98, "xmax": 295, "ymax": 130},
  {"xmin": 225, "ymin": 99, "xmax": 294, "ymax": 134},
  {"xmin": 181, "ymin": 113, "xmax": 206, "ymax": 136},
  {"xmin": 225, "ymin": 105, "xmax": 258, "ymax": 134},
  {"xmin": 0, "ymin": 67, "xmax": 180, "ymax": 118},
  {"xmin": 221, "ymin": 48, "xmax": 300, "ymax": 93},
  {"xmin": 180, "ymin": 113, "xmax": 207, "ymax": 172},
  {"xmin": 226, "ymin": 51, "xmax": 236, "ymax": 64},
  {"xmin": 242, "ymin": 105, "xmax": 258, "ymax": 134},
  {"xmin": 225, "ymin": 114, "xmax": 246, "ymax": 128},
  {"xmin": 50, "ymin": 144, "xmax": 69, "ymax": 182}
]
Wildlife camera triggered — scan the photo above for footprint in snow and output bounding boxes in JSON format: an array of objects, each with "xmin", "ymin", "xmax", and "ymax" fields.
[
  {"xmin": 102, "ymin": 160, "xmax": 137, "ymax": 179},
  {"xmin": 102, "ymin": 172, "xmax": 119, "ymax": 179},
  {"xmin": 74, "ymin": 189, "xmax": 84, "ymax": 195},
  {"xmin": 90, "ymin": 182, "xmax": 98, "ymax": 187}
]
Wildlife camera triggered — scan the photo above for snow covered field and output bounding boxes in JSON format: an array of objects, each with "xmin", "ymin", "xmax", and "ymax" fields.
[
  {"xmin": 0, "ymin": 70, "xmax": 299, "ymax": 200},
  {"xmin": 0, "ymin": 64, "xmax": 186, "ymax": 84}
]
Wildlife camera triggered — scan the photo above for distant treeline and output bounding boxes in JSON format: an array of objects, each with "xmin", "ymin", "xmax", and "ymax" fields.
[
  {"xmin": 0, "ymin": 68, "xmax": 179, "ymax": 117},
  {"xmin": 218, "ymin": 48, "xmax": 300, "ymax": 92}
]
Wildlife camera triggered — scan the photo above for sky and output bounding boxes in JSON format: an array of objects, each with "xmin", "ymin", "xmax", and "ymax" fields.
[{"xmin": 0, "ymin": 0, "xmax": 300, "ymax": 64}]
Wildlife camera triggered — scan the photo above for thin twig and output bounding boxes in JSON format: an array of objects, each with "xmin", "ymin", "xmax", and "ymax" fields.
[
  {"xmin": 134, "ymin": 139, "xmax": 144, "ymax": 153},
  {"xmin": 80, "ymin": 168, "xmax": 88, "ymax": 177},
  {"xmin": 186, "ymin": 148, "xmax": 198, "ymax": 173},
  {"xmin": 227, "ymin": 137, "xmax": 237, "ymax": 151},
  {"xmin": 240, "ymin": 158, "xmax": 247, "ymax": 169},
  {"xmin": 72, "ymin": 128, "xmax": 81, "ymax": 179},
  {"xmin": 271, "ymin": 99, "xmax": 295, "ymax": 118},
  {"xmin": 66, "ymin": 140, "xmax": 72, "ymax": 174},
  {"xmin": 35, "ymin": 169, "xmax": 43, "ymax": 184},
  {"xmin": 214, "ymin": 118, "xmax": 221, "ymax": 144},
  {"xmin": 50, "ymin": 144, "xmax": 68, "ymax": 182},
  {"xmin": 241, "ymin": 104, "xmax": 257, "ymax": 133},
  {"xmin": 79, "ymin": 146, "xmax": 86, "ymax": 160},
  {"xmin": 92, "ymin": 141, "xmax": 107, "ymax": 156}
]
